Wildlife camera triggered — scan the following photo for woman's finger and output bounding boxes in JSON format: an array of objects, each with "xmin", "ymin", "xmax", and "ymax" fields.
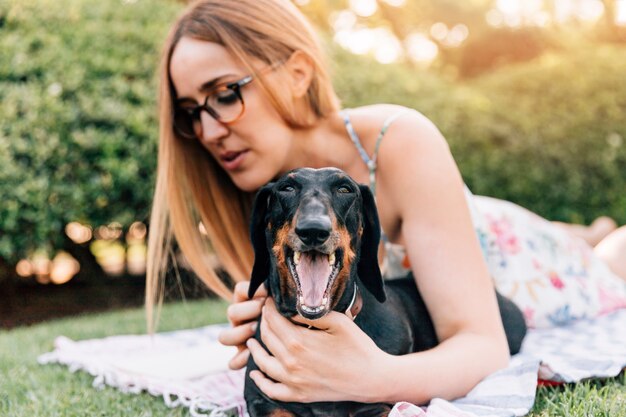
[
  {"xmin": 259, "ymin": 313, "xmax": 293, "ymax": 362},
  {"xmin": 228, "ymin": 347, "xmax": 250, "ymax": 370},
  {"xmin": 227, "ymin": 298, "xmax": 265, "ymax": 326},
  {"xmin": 290, "ymin": 310, "xmax": 351, "ymax": 333},
  {"xmin": 261, "ymin": 298, "xmax": 305, "ymax": 340},
  {"xmin": 247, "ymin": 338, "xmax": 288, "ymax": 383},
  {"xmin": 218, "ymin": 321, "xmax": 258, "ymax": 346},
  {"xmin": 249, "ymin": 370, "xmax": 301, "ymax": 402},
  {"xmin": 233, "ymin": 281, "xmax": 250, "ymax": 303},
  {"xmin": 233, "ymin": 280, "xmax": 267, "ymax": 303}
]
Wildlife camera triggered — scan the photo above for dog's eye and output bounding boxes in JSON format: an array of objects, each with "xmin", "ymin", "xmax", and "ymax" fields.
[
  {"xmin": 279, "ymin": 185, "xmax": 295, "ymax": 193},
  {"xmin": 337, "ymin": 186, "xmax": 353, "ymax": 194}
]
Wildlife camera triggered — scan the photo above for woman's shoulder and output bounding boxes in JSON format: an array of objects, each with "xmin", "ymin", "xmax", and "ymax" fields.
[
  {"xmin": 345, "ymin": 104, "xmax": 449, "ymax": 158},
  {"xmin": 345, "ymin": 104, "xmax": 457, "ymax": 240},
  {"xmin": 344, "ymin": 103, "xmax": 415, "ymax": 129}
]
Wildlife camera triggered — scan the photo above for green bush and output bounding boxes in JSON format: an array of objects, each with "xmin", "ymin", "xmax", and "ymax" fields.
[
  {"xmin": 333, "ymin": 44, "xmax": 626, "ymax": 224},
  {"xmin": 456, "ymin": 27, "xmax": 555, "ymax": 78},
  {"xmin": 0, "ymin": 0, "xmax": 180, "ymax": 263},
  {"xmin": 453, "ymin": 45, "xmax": 626, "ymax": 224},
  {"xmin": 1, "ymin": 0, "xmax": 625, "ymax": 271}
]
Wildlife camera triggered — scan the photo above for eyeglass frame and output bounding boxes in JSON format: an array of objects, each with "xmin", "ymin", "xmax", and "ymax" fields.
[{"xmin": 172, "ymin": 75, "xmax": 254, "ymax": 140}]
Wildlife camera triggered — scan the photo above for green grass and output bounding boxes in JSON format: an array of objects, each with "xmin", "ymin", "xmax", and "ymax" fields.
[
  {"xmin": 0, "ymin": 299, "xmax": 228, "ymax": 417},
  {"xmin": 1, "ymin": 300, "xmax": 624, "ymax": 416},
  {"xmin": 530, "ymin": 376, "xmax": 626, "ymax": 417}
]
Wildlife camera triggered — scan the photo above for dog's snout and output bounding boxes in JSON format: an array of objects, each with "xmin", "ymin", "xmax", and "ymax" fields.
[
  {"xmin": 296, "ymin": 216, "xmax": 332, "ymax": 246},
  {"xmin": 295, "ymin": 196, "xmax": 332, "ymax": 247}
]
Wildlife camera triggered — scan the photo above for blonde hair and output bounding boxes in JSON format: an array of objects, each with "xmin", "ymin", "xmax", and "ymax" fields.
[{"xmin": 146, "ymin": 0, "xmax": 340, "ymax": 331}]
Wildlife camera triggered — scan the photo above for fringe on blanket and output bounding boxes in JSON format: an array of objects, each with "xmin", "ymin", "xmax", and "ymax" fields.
[{"xmin": 38, "ymin": 325, "xmax": 247, "ymax": 417}]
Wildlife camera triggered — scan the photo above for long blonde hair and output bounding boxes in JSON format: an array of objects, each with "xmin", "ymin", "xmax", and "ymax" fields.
[{"xmin": 146, "ymin": 0, "xmax": 340, "ymax": 331}]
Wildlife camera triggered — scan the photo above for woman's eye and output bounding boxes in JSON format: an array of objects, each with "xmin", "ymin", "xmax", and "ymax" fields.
[
  {"xmin": 337, "ymin": 186, "xmax": 352, "ymax": 193},
  {"xmin": 213, "ymin": 90, "xmax": 239, "ymax": 106}
]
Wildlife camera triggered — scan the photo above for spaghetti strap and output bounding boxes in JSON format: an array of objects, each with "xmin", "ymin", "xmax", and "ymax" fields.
[{"xmin": 340, "ymin": 109, "xmax": 412, "ymax": 196}]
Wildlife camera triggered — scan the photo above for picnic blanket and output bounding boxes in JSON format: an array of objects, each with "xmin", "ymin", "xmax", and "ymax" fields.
[{"xmin": 38, "ymin": 308, "xmax": 626, "ymax": 417}]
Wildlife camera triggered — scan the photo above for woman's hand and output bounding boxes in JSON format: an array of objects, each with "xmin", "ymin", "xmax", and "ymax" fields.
[
  {"xmin": 247, "ymin": 298, "xmax": 392, "ymax": 404},
  {"xmin": 218, "ymin": 281, "xmax": 267, "ymax": 370}
]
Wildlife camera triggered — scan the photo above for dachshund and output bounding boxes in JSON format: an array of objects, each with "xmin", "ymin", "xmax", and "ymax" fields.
[{"xmin": 244, "ymin": 167, "xmax": 527, "ymax": 417}]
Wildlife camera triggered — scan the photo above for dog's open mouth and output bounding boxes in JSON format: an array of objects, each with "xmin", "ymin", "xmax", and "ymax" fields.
[{"xmin": 286, "ymin": 248, "xmax": 342, "ymax": 320}]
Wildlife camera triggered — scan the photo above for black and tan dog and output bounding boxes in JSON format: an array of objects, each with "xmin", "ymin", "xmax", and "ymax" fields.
[{"xmin": 244, "ymin": 167, "xmax": 526, "ymax": 417}]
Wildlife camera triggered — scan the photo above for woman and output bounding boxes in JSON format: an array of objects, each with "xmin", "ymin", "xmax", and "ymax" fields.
[{"xmin": 147, "ymin": 0, "xmax": 626, "ymax": 405}]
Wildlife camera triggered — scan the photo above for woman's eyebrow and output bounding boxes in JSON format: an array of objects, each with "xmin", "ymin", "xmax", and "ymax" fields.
[{"xmin": 199, "ymin": 74, "xmax": 238, "ymax": 92}]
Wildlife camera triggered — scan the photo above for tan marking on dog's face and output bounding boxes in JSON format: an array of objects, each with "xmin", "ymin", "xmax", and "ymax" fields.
[
  {"xmin": 272, "ymin": 223, "xmax": 296, "ymax": 298},
  {"xmin": 328, "ymin": 224, "xmax": 356, "ymax": 310}
]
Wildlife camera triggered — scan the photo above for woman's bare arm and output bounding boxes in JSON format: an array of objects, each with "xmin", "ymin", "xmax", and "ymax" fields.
[{"xmin": 373, "ymin": 110, "xmax": 509, "ymax": 402}]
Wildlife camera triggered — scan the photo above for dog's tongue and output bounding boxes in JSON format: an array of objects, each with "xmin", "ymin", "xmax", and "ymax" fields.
[{"xmin": 296, "ymin": 252, "xmax": 331, "ymax": 307}]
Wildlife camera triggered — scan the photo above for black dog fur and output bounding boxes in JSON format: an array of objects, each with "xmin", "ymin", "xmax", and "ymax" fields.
[{"xmin": 244, "ymin": 167, "xmax": 527, "ymax": 417}]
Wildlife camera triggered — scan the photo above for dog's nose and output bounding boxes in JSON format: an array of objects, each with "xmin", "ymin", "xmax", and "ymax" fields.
[
  {"xmin": 296, "ymin": 194, "xmax": 332, "ymax": 247},
  {"xmin": 295, "ymin": 216, "xmax": 332, "ymax": 246}
]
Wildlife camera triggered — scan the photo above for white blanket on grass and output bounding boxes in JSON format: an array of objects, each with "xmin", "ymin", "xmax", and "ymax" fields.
[{"xmin": 38, "ymin": 309, "xmax": 626, "ymax": 417}]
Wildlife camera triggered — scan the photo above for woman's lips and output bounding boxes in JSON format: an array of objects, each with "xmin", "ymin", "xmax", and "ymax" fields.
[{"xmin": 220, "ymin": 150, "xmax": 248, "ymax": 171}]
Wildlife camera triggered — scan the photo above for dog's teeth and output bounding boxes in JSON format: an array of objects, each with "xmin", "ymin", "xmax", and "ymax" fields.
[
  {"xmin": 300, "ymin": 296, "xmax": 305, "ymax": 305},
  {"xmin": 294, "ymin": 251, "xmax": 301, "ymax": 265},
  {"xmin": 322, "ymin": 297, "xmax": 328, "ymax": 305},
  {"xmin": 328, "ymin": 252, "xmax": 335, "ymax": 265}
]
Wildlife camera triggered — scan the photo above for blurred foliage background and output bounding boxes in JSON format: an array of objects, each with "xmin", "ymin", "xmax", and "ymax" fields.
[{"xmin": 1, "ymin": 0, "xmax": 625, "ymax": 291}]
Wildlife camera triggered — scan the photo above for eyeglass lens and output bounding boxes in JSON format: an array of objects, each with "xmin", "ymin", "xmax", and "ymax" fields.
[{"xmin": 174, "ymin": 85, "xmax": 244, "ymax": 139}]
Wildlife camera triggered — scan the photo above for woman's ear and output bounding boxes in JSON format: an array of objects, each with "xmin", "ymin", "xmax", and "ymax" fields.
[{"xmin": 283, "ymin": 50, "xmax": 314, "ymax": 98}]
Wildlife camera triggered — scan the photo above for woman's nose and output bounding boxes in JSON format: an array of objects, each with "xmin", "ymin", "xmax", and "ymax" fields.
[{"xmin": 198, "ymin": 110, "xmax": 229, "ymax": 145}]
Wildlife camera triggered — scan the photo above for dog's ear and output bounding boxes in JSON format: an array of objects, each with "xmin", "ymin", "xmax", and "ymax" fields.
[
  {"xmin": 248, "ymin": 183, "xmax": 274, "ymax": 299},
  {"xmin": 357, "ymin": 185, "xmax": 386, "ymax": 303}
]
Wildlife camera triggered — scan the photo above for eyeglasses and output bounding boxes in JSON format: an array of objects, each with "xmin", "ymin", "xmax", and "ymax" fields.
[{"xmin": 173, "ymin": 75, "xmax": 253, "ymax": 140}]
